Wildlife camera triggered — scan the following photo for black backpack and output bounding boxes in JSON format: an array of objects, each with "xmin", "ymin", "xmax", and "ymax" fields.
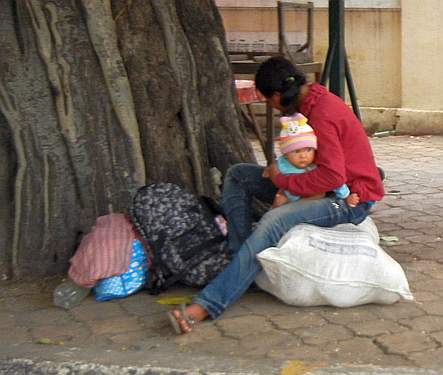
[{"xmin": 130, "ymin": 183, "xmax": 231, "ymax": 294}]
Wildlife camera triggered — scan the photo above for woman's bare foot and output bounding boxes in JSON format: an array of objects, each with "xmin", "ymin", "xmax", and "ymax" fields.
[{"xmin": 167, "ymin": 304, "xmax": 209, "ymax": 334}]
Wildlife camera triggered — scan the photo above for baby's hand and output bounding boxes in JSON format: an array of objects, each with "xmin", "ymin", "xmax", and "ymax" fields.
[
  {"xmin": 346, "ymin": 193, "xmax": 360, "ymax": 208},
  {"xmin": 272, "ymin": 190, "xmax": 289, "ymax": 208},
  {"xmin": 262, "ymin": 167, "xmax": 270, "ymax": 179}
]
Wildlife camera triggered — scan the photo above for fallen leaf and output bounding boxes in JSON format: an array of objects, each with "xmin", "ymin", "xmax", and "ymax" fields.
[
  {"xmin": 156, "ymin": 296, "xmax": 193, "ymax": 305},
  {"xmin": 34, "ymin": 338, "xmax": 65, "ymax": 346}
]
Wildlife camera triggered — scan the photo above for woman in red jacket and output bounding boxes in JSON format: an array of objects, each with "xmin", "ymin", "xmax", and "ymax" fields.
[{"xmin": 167, "ymin": 56, "xmax": 384, "ymax": 334}]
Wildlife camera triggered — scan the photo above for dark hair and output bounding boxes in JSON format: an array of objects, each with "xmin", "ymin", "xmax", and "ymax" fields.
[{"xmin": 255, "ymin": 56, "xmax": 306, "ymax": 115}]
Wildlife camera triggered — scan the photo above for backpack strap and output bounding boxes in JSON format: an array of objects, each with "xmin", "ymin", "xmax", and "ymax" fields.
[
  {"xmin": 144, "ymin": 232, "xmax": 170, "ymax": 293},
  {"xmin": 199, "ymin": 196, "xmax": 225, "ymax": 218}
]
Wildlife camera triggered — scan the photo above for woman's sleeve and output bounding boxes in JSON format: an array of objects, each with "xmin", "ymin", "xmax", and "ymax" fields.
[{"xmin": 272, "ymin": 117, "xmax": 347, "ymax": 197}]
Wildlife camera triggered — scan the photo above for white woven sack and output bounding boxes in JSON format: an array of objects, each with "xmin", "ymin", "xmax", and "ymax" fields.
[
  {"xmin": 331, "ymin": 215, "xmax": 380, "ymax": 245},
  {"xmin": 256, "ymin": 217, "xmax": 413, "ymax": 307}
]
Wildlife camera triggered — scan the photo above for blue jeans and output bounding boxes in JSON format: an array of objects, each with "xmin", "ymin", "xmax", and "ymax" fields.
[{"xmin": 193, "ymin": 163, "xmax": 371, "ymax": 319}]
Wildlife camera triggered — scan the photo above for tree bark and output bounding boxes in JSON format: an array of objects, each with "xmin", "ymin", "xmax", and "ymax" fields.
[{"xmin": 0, "ymin": 0, "xmax": 255, "ymax": 279}]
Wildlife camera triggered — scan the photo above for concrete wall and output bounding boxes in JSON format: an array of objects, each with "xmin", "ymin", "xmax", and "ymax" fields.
[
  {"xmin": 314, "ymin": 9, "xmax": 401, "ymax": 108},
  {"xmin": 397, "ymin": 0, "xmax": 443, "ymax": 134},
  {"xmin": 217, "ymin": 0, "xmax": 443, "ymax": 135},
  {"xmin": 402, "ymin": 1, "xmax": 443, "ymax": 110}
]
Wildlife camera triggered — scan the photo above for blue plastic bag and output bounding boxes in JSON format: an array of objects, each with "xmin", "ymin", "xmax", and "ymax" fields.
[{"xmin": 94, "ymin": 239, "xmax": 148, "ymax": 302}]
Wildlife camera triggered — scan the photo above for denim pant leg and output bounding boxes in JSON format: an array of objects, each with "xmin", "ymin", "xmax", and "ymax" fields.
[
  {"xmin": 193, "ymin": 197, "xmax": 370, "ymax": 319},
  {"xmin": 221, "ymin": 163, "xmax": 277, "ymax": 254}
]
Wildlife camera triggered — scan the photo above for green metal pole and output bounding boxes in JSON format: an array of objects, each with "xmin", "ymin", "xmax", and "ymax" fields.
[{"xmin": 329, "ymin": 0, "xmax": 345, "ymax": 98}]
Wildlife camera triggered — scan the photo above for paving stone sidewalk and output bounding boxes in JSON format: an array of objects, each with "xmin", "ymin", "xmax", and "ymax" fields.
[{"xmin": 1, "ymin": 135, "xmax": 443, "ymax": 375}]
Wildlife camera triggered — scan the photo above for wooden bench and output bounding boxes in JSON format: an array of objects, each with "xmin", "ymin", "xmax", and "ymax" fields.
[{"xmin": 231, "ymin": 59, "xmax": 323, "ymax": 82}]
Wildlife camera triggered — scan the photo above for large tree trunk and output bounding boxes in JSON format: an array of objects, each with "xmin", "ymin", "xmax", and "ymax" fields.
[{"xmin": 0, "ymin": 0, "xmax": 255, "ymax": 279}]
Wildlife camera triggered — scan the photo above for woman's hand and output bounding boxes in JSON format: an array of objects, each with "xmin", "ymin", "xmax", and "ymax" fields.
[{"xmin": 262, "ymin": 160, "xmax": 280, "ymax": 181}]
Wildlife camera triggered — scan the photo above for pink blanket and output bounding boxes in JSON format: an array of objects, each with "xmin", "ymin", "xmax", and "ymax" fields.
[{"xmin": 69, "ymin": 213, "xmax": 136, "ymax": 288}]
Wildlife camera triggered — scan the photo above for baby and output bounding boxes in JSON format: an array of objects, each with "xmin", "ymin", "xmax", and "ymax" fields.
[{"xmin": 268, "ymin": 113, "xmax": 359, "ymax": 208}]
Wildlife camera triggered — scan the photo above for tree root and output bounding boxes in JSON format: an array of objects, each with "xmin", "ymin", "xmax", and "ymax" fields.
[
  {"xmin": 151, "ymin": 0, "xmax": 207, "ymax": 195},
  {"xmin": 26, "ymin": 0, "xmax": 91, "ymax": 208},
  {"xmin": 80, "ymin": 0, "xmax": 146, "ymax": 187},
  {"xmin": 0, "ymin": 79, "xmax": 27, "ymax": 275}
]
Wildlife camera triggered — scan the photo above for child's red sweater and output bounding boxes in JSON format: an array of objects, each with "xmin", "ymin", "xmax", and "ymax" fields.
[{"xmin": 273, "ymin": 83, "xmax": 384, "ymax": 203}]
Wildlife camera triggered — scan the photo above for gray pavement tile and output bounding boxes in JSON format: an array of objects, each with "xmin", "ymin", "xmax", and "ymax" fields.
[
  {"xmin": 119, "ymin": 294, "xmax": 168, "ymax": 316},
  {"xmin": 323, "ymin": 337, "xmax": 409, "ymax": 367},
  {"xmin": 29, "ymin": 322, "xmax": 90, "ymax": 345},
  {"xmin": 413, "ymin": 291, "xmax": 442, "ymax": 303},
  {"xmin": 215, "ymin": 315, "xmax": 273, "ymax": 339},
  {"xmin": 0, "ymin": 312, "xmax": 16, "ymax": 329},
  {"xmin": 409, "ymin": 347, "xmax": 443, "ymax": 371},
  {"xmin": 86, "ymin": 316, "xmax": 142, "ymax": 336},
  {"xmin": 14, "ymin": 308, "xmax": 75, "ymax": 327},
  {"xmin": 413, "ymin": 278, "xmax": 443, "ymax": 293},
  {"xmin": 375, "ymin": 330, "xmax": 438, "ymax": 355},
  {"xmin": 269, "ymin": 311, "xmax": 327, "ymax": 330},
  {"xmin": 366, "ymin": 301, "xmax": 425, "ymax": 321},
  {"xmin": 294, "ymin": 324, "xmax": 354, "ymax": 345},
  {"xmin": 310, "ymin": 365, "xmax": 442, "ymax": 375},
  {"xmin": 238, "ymin": 331, "xmax": 294, "ymax": 358},
  {"xmin": 346, "ymin": 319, "xmax": 407, "ymax": 337},
  {"xmin": 430, "ymin": 331, "xmax": 443, "ymax": 345},
  {"xmin": 0, "ymin": 327, "xmax": 29, "ymax": 345},
  {"xmin": 2, "ymin": 293, "xmax": 54, "ymax": 312},
  {"xmin": 267, "ymin": 343, "xmax": 332, "ymax": 362},
  {"xmin": 70, "ymin": 300, "xmax": 128, "ymax": 321},
  {"xmin": 320, "ymin": 307, "xmax": 379, "ymax": 325},
  {"xmin": 399, "ymin": 315, "xmax": 443, "ymax": 333}
]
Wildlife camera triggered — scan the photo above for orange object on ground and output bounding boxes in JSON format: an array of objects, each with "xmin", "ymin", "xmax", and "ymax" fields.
[{"xmin": 235, "ymin": 80, "xmax": 265, "ymax": 104}]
